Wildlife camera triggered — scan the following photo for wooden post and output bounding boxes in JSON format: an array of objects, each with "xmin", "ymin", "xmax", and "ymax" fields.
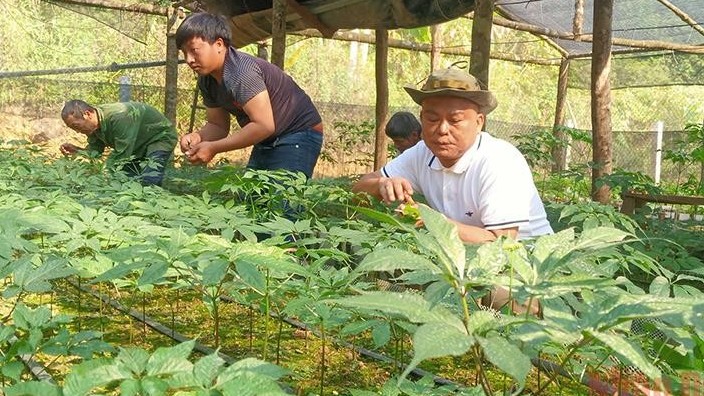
[
  {"xmin": 591, "ymin": 0, "xmax": 614, "ymax": 203},
  {"xmin": 164, "ymin": 6, "xmax": 182, "ymax": 125},
  {"xmin": 430, "ymin": 24, "xmax": 443, "ymax": 71},
  {"xmin": 552, "ymin": 57, "xmax": 570, "ymax": 172},
  {"xmin": 374, "ymin": 29, "xmax": 389, "ymax": 171},
  {"xmin": 271, "ymin": 0, "xmax": 287, "ymax": 69},
  {"xmin": 573, "ymin": 0, "xmax": 584, "ymax": 39},
  {"xmin": 469, "ymin": 0, "xmax": 494, "ymax": 88}
]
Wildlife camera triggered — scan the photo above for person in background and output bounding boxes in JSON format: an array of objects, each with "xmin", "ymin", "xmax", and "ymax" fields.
[
  {"xmin": 353, "ymin": 68, "xmax": 553, "ymax": 315},
  {"xmin": 59, "ymin": 99, "xmax": 177, "ymax": 186},
  {"xmin": 385, "ymin": 111, "xmax": 421, "ymax": 154},
  {"xmin": 175, "ymin": 12, "xmax": 323, "ymax": 179}
]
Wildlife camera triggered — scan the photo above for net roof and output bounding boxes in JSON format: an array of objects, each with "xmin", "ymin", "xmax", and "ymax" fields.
[
  {"xmin": 199, "ymin": 0, "xmax": 704, "ymax": 55},
  {"xmin": 497, "ymin": 0, "xmax": 704, "ymax": 56}
]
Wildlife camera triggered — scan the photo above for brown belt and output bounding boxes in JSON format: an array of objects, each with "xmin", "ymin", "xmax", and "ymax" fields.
[{"xmin": 312, "ymin": 122, "xmax": 324, "ymax": 133}]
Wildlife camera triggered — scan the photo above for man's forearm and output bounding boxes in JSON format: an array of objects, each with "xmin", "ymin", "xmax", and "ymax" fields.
[
  {"xmin": 352, "ymin": 173, "xmax": 383, "ymax": 200},
  {"xmin": 198, "ymin": 122, "xmax": 229, "ymax": 141},
  {"xmin": 451, "ymin": 220, "xmax": 518, "ymax": 244},
  {"xmin": 209, "ymin": 122, "xmax": 275, "ymax": 153}
]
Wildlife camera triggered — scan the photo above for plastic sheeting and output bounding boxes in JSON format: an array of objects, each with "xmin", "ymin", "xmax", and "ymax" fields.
[{"xmin": 200, "ymin": 0, "xmax": 477, "ymax": 47}]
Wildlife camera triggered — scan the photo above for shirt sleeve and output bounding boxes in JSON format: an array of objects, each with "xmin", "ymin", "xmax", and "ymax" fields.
[
  {"xmin": 227, "ymin": 61, "xmax": 267, "ymax": 107},
  {"xmin": 477, "ymin": 147, "xmax": 533, "ymax": 230},
  {"xmin": 378, "ymin": 145, "xmax": 422, "ymax": 193}
]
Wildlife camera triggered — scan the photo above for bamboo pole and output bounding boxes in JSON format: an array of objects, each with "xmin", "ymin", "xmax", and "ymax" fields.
[
  {"xmin": 655, "ymin": 0, "xmax": 704, "ymax": 38},
  {"xmin": 469, "ymin": 0, "xmax": 494, "ymax": 88},
  {"xmin": 271, "ymin": 0, "xmax": 287, "ymax": 69},
  {"xmin": 492, "ymin": 15, "xmax": 704, "ymax": 55},
  {"xmin": 591, "ymin": 0, "xmax": 614, "ymax": 203},
  {"xmin": 164, "ymin": 7, "xmax": 183, "ymax": 124},
  {"xmin": 374, "ymin": 29, "xmax": 389, "ymax": 171},
  {"xmin": 573, "ymin": 0, "xmax": 584, "ymax": 40},
  {"xmin": 552, "ymin": 58, "xmax": 570, "ymax": 172},
  {"xmin": 430, "ymin": 24, "xmax": 443, "ymax": 71},
  {"xmin": 50, "ymin": 0, "xmax": 167, "ymax": 16},
  {"xmin": 294, "ymin": 29, "xmax": 560, "ymax": 66}
]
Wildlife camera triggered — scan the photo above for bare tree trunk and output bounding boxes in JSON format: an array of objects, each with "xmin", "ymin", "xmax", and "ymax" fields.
[
  {"xmin": 590, "ymin": 0, "xmax": 614, "ymax": 203},
  {"xmin": 271, "ymin": 0, "xmax": 287, "ymax": 69},
  {"xmin": 374, "ymin": 29, "xmax": 389, "ymax": 171},
  {"xmin": 469, "ymin": 0, "xmax": 494, "ymax": 88},
  {"xmin": 430, "ymin": 24, "xmax": 443, "ymax": 71},
  {"xmin": 552, "ymin": 58, "xmax": 570, "ymax": 172}
]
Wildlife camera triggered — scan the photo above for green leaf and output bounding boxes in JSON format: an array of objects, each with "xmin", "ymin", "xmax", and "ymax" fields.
[
  {"xmin": 401, "ymin": 322, "xmax": 474, "ymax": 380},
  {"xmin": 13, "ymin": 303, "xmax": 51, "ymax": 330},
  {"xmin": 202, "ymin": 260, "xmax": 229, "ymax": 287},
  {"xmin": 141, "ymin": 377, "xmax": 169, "ymax": 396},
  {"xmin": 330, "ymin": 292, "xmax": 465, "ymax": 331},
  {"xmin": 137, "ymin": 262, "xmax": 168, "ymax": 286},
  {"xmin": 1, "ymin": 360, "xmax": 25, "ymax": 381},
  {"xmin": 235, "ymin": 261, "xmax": 266, "ymax": 294},
  {"xmin": 649, "ymin": 276, "xmax": 670, "ymax": 297},
  {"xmin": 63, "ymin": 359, "xmax": 132, "ymax": 396},
  {"xmin": 371, "ymin": 322, "xmax": 391, "ymax": 348},
  {"xmin": 476, "ymin": 336, "xmax": 531, "ymax": 388},
  {"xmin": 4, "ymin": 381, "xmax": 62, "ymax": 396},
  {"xmin": 193, "ymin": 352, "xmax": 226, "ymax": 388},
  {"xmin": 531, "ymin": 228, "xmax": 575, "ymax": 262},
  {"xmin": 116, "ymin": 347, "xmax": 150, "ymax": 375},
  {"xmin": 353, "ymin": 248, "xmax": 441, "ymax": 277},
  {"xmin": 418, "ymin": 205, "xmax": 465, "ymax": 278},
  {"xmin": 146, "ymin": 339, "xmax": 195, "ymax": 377},
  {"xmin": 119, "ymin": 378, "xmax": 141, "ymax": 396},
  {"xmin": 216, "ymin": 358, "xmax": 288, "ymax": 387},
  {"xmin": 589, "ymin": 330, "xmax": 661, "ymax": 379},
  {"xmin": 574, "ymin": 227, "xmax": 630, "ymax": 251},
  {"xmin": 219, "ymin": 371, "xmax": 287, "ymax": 395}
]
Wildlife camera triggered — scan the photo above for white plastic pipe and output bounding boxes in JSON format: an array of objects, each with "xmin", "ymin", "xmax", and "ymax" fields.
[{"xmin": 655, "ymin": 121, "xmax": 664, "ymax": 185}]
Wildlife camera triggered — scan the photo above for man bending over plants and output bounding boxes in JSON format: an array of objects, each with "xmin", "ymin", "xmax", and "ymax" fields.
[
  {"xmin": 353, "ymin": 68, "xmax": 553, "ymax": 314},
  {"xmin": 175, "ymin": 12, "xmax": 323, "ymax": 179},
  {"xmin": 59, "ymin": 99, "xmax": 177, "ymax": 186}
]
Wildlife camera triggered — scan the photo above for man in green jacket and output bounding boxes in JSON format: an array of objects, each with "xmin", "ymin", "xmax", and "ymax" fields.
[{"xmin": 59, "ymin": 100, "xmax": 177, "ymax": 186}]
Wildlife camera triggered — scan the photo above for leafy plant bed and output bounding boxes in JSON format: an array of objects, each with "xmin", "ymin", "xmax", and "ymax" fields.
[{"xmin": 2, "ymin": 144, "xmax": 704, "ymax": 395}]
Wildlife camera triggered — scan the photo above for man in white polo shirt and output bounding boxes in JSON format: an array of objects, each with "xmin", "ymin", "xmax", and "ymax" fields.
[{"xmin": 353, "ymin": 68, "xmax": 553, "ymax": 244}]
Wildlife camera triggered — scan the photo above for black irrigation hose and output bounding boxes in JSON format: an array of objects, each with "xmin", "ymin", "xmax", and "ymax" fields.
[
  {"xmin": 8, "ymin": 336, "xmax": 56, "ymax": 384},
  {"xmin": 66, "ymin": 279, "xmax": 236, "ymax": 364},
  {"xmin": 67, "ymin": 278, "xmax": 461, "ymax": 387},
  {"xmin": 64, "ymin": 279, "xmax": 635, "ymax": 395},
  {"xmin": 217, "ymin": 294, "xmax": 460, "ymax": 387},
  {"xmin": 531, "ymin": 358, "xmax": 633, "ymax": 396}
]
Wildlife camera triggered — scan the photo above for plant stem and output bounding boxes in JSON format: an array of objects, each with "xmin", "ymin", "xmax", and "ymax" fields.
[
  {"xmin": 212, "ymin": 295, "xmax": 220, "ymax": 348},
  {"xmin": 320, "ymin": 322, "xmax": 326, "ymax": 396},
  {"xmin": 534, "ymin": 335, "xmax": 592, "ymax": 395},
  {"xmin": 276, "ymin": 311, "xmax": 283, "ymax": 365},
  {"xmin": 263, "ymin": 270, "xmax": 270, "ymax": 361},
  {"xmin": 472, "ymin": 344, "xmax": 493, "ymax": 395}
]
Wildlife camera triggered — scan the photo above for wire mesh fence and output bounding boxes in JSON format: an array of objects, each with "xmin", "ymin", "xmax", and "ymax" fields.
[{"xmin": 1, "ymin": 73, "xmax": 702, "ymax": 184}]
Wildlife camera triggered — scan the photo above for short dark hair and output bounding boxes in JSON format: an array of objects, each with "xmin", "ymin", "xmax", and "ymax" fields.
[
  {"xmin": 61, "ymin": 99, "xmax": 95, "ymax": 121},
  {"xmin": 385, "ymin": 112, "xmax": 421, "ymax": 139},
  {"xmin": 176, "ymin": 12, "xmax": 232, "ymax": 49}
]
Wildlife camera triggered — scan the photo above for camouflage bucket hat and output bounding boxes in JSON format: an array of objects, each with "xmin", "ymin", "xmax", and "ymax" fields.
[{"xmin": 404, "ymin": 68, "xmax": 498, "ymax": 114}]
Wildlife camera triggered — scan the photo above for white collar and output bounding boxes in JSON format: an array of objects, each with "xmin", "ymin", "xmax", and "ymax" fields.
[{"xmin": 428, "ymin": 133, "xmax": 484, "ymax": 174}]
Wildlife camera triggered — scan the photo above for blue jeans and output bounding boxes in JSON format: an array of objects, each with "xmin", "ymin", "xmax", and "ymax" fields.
[
  {"xmin": 122, "ymin": 150, "xmax": 172, "ymax": 186},
  {"xmin": 247, "ymin": 129, "xmax": 323, "ymax": 179}
]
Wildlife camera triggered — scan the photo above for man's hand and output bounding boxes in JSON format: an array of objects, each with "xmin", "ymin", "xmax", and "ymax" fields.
[
  {"xmin": 378, "ymin": 177, "xmax": 414, "ymax": 205},
  {"xmin": 180, "ymin": 132, "xmax": 202, "ymax": 153},
  {"xmin": 185, "ymin": 141, "xmax": 217, "ymax": 164},
  {"xmin": 59, "ymin": 143, "xmax": 81, "ymax": 156}
]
